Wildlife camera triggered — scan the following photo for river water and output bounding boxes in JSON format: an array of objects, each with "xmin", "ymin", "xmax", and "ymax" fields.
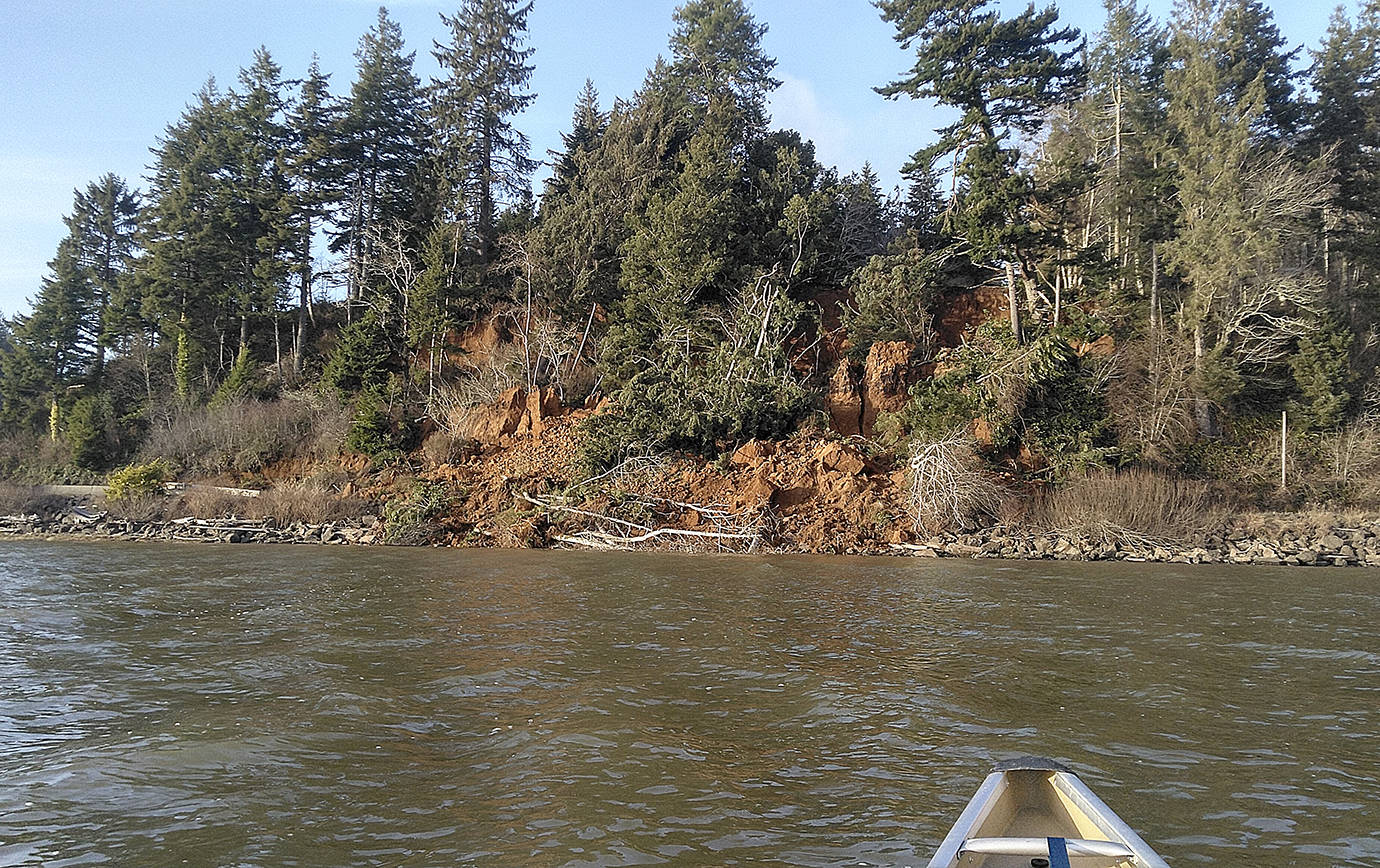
[{"xmin": 0, "ymin": 541, "xmax": 1376, "ymax": 867}]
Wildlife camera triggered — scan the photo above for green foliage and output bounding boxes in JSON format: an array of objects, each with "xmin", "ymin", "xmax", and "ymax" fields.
[
  {"xmin": 881, "ymin": 324, "xmax": 1115, "ymax": 475},
  {"xmin": 593, "ymin": 279, "xmax": 812, "ymax": 465},
  {"xmin": 106, "ymin": 459, "xmax": 172, "ymax": 502},
  {"xmin": 1290, "ymin": 320, "xmax": 1354, "ymax": 430},
  {"xmin": 431, "ymin": 0, "xmax": 538, "ymax": 255},
  {"xmin": 667, "ymin": 0, "xmax": 781, "ymax": 129},
  {"xmin": 844, "ymin": 239, "xmax": 957, "ymax": 356},
  {"xmin": 66, "ymin": 395, "xmax": 118, "ymax": 470},
  {"xmin": 211, "ymin": 344, "xmax": 259, "ymax": 406},
  {"xmin": 382, "ymin": 480, "xmax": 452, "ymax": 544},
  {"xmin": 344, "ymin": 387, "xmax": 416, "ymax": 459},
  {"xmin": 321, "ymin": 315, "xmax": 396, "ymax": 395}
]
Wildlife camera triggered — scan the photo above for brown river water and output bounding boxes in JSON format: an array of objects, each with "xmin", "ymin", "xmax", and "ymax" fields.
[{"xmin": 0, "ymin": 541, "xmax": 1376, "ymax": 866}]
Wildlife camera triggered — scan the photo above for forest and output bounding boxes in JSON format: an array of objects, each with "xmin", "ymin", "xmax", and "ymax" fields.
[{"xmin": 3, "ymin": 0, "xmax": 1380, "ymax": 530}]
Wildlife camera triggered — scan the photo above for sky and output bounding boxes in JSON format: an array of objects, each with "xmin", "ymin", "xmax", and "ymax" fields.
[{"xmin": 0, "ymin": 0, "xmax": 1351, "ymax": 318}]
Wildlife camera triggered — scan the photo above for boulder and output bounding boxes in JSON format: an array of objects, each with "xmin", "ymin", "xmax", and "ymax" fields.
[
  {"xmin": 825, "ymin": 361, "xmax": 864, "ymax": 436},
  {"xmin": 515, "ymin": 386, "xmax": 565, "ymax": 439},
  {"xmin": 731, "ymin": 440, "xmax": 776, "ymax": 467},
  {"xmin": 815, "ymin": 441, "xmax": 866, "ymax": 477},
  {"xmin": 861, "ymin": 341, "xmax": 916, "ymax": 435},
  {"xmin": 461, "ymin": 387, "xmax": 527, "ymax": 445}
]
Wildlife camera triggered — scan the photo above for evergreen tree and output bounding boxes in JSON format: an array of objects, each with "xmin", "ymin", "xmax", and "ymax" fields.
[
  {"xmin": 1305, "ymin": 4, "xmax": 1380, "ymax": 295},
  {"xmin": 1, "ymin": 181, "xmax": 137, "ymax": 430},
  {"xmin": 431, "ymin": 0, "xmax": 538, "ymax": 261},
  {"xmin": 1084, "ymin": 0, "xmax": 1172, "ymax": 318},
  {"xmin": 1221, "ymin": 0, "xmax": 1301, "ymax": 141},
  {"xmin": 336, "ymin": 7, "xmax": 430, "ymax": 305},
  {"xmin": 284, "ymin": 57, "xmax": 342, "ymax": 372},
  {"xmin": 543, "ymin": 79, "xmax": 607, "ymax": 203},
  {"xmin": 876, "ymin": 0, "xmax": 1085, "ymax": 341},
  {"xmin": 136, "ymin": 81, "xmax": 239, "ymax": 399},
  {"xmin": 666, "ymin": 0, "xmax": 781, "ymax": 131},
  {"xmin": 63, "ymin": 174, "xmax": 140, "ymax": 380},
  {"xmin": 1163, "ymin": 0, "xmax": 1329, "ymax": 431},
  {"xmin": 230, "ymin": 47, "xmax": 296, "ymax": 358}
]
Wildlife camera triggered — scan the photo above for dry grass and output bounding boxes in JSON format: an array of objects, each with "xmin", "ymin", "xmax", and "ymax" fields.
[
  {"xmin": 104, "ymin": 493, "xmax": 170, "ymax": 523},
  {"xmin": 140, "ymin": 393, "xmax": 350, "ymax": 476},
  {"xmin": 0, "ymin": 483, "xmax": 68, "ymax": 517},
  {"xmin": 1037, "ymin": 467, "xmax": 1219, "ymax": 546},
  {"xmin": 178, "ymin": 483, "xmax": 374, "ymax": 524},
  {"xmin": 1230, "ymin": 508, "xmax": 1379, "ymax": 539}
]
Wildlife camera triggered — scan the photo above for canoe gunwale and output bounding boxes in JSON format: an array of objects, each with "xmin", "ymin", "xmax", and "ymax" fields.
[{"xmin": 925, "ymin": 763, "xmax": 1171, "ymax": 868}]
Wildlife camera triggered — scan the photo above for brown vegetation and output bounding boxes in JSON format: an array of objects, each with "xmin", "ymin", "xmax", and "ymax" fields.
[{"xmin": 1036, "ymin": 468, "xmax": 1219, "ymax": 547}]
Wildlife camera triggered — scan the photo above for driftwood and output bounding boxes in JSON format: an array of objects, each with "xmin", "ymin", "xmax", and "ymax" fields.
[{"xmin": 519, "ymin": 491, "xmax": 769, "ymax": 553}]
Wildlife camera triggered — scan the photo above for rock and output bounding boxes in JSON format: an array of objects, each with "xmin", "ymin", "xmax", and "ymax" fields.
[
  {"xmin": 824, "ymin": 361, "xmax": 864, "ymax": 436},
  {"xmin": 1295, "ymin": 549, "xmax": 1319, "ymax": 566},
  {"xmin": 816, "ymin": 441, "xmax": 866, "ymax": 476},
  {"xmin": 738, "ymin": 472, "xmax": 778, "ymax": 509},
  {"xmin": 515, "ymin": 386, "xmax": 565, "ymax": 439},
  {"xmin": 1340, "ymin": 545, "xmax": 1356, "ymax": 560},
  {"xmin": 860, "ymin": 340, "xmax": 917, "ymax": 436},
  {"xmin": 461, "ymin": 387, "xmax": 527, "ymax": 445},
  {"xmin": 1321, "ymin": 533, "xmax": 1346, "ymax": 550},
  {"xmin": 731, "ymin": 440, "xmax": 775, "ymax": 467},
  {"xmin": 1075, "ymin": 334, "xmax": 1116, "ymax": 358}
]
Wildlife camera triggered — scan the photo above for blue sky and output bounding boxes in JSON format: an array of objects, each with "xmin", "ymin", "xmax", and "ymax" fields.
[{"xmin": 0, "ymin": 0, "xmax": 1346, "ymax": 318}]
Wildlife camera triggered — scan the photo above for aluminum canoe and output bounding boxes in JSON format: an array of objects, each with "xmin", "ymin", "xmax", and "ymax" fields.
[{"xmin": 927, "ymin": 758, "xmax": 1170, "ymax": 868}]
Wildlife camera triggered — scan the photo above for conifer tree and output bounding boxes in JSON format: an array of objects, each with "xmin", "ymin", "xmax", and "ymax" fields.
[
  {"xmin": 1221, "ymin": 0, "xmax": 1301, "ymax": 141},
  {"xmin": 137, "ymin": 79, "xmax": 238, "ymax": 399},
  {"xmin": 543, "ymin": 79, "xmax": 607, "ymax": 203},
  {"xmin": 1163, "ymin": 0, "xmax": 1329, "ymax": 431},
  {"xmin": 431, "ymin": 0, "xmax": 537, "ymax": 262},
  {"xmin": 1085, "ymin": 0, "xmax": 1171, "ymax": 316},
  {"xmin": 336, "ymin": 7, "xmax": 430, "ymax": 306},
  {"xmin": 667, "ymin": 0, "xmax": 781, "ymax": 131},
  {"xmin": 231, "ymin": 47, "xmax": 295, "ymax": 358},
  {"xmin": 285, "ymin": 57, "xmax": 342, "ymax": 372},
  {"xmin": 877, "ymin": 0, "xmax": 1085, "ymax": 341},
  {"xmin": 1305, "ymin": 4, "xmax": 1380, "ymax": 295},
  {"xmin": 63, "ymin": 174, "xmax": 140, "ymax": 380}
]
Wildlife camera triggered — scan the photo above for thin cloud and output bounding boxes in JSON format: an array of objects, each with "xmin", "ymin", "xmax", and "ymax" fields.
[{"xmin": 769, "ymin": 73, "xmax": 853, "ymax": 173}]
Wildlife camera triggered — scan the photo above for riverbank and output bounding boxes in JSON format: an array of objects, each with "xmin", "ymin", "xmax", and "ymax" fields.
[
  {"xmin": 6, "ymin": 393, "xmax": 1379, "ymax": 565},
  {"xmin": 0, "ymin": 511, "xmax": 382, "ymax": 546},
  {"xmin": 4, "ymin": 501, "xmax": 1378, "ymax": 566}
]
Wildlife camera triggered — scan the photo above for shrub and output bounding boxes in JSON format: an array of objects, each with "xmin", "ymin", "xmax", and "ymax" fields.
[
  {"xmin": 106, "ymin": 460, "xmax": 172, "ymax": 502},
  {"xmin": 905, "ymin": 431, "xmax": 1004, "ymax": 532},
  {"xmin": 1289, "ymin": 319, "xmax": 1354, "ymax": 431},
  {"xmin": 345, "ymin": 387, "xmax": 417, "ymax": 460},
  {"xmin": 1103, "ymin": 333, "xmax": 1197, "ymax": 465},
  {"xmin": 842, "ymin": 240, "xmax": 957, "ymax": 360},
  {"xmin": 880, "ymin": 324, "xmax": 1116, "ymax": 475},
  {"xmin": 1037, "ymin": 468, "xmax": 1217, "ymax": 546},
  {"xmin": 321, "ymin": 314, "xmax": 396, "ymax": 396},
  {"xmin": 139, "ymin": 393, "xmax": 349, "ymax": 476},
  {"xmin": 382, "ymin": 481, "xmax": 452, "ymax": 545},
  {"xmin": 210, "ymin": 345, "xmax": 262, "ymax": 406}
]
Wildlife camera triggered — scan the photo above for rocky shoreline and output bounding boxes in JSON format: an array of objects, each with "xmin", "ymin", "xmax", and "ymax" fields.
[
  {"xmin": 4, "ymin": 503, "xmax": 1379, "ymax": 566},
  {"xmin": 0, "ymin": 510, "xmax": 382, "ymax": 546},
  {"xmin": 886, "ymin": 522, "xmax": 1380, "ymax": 567}
]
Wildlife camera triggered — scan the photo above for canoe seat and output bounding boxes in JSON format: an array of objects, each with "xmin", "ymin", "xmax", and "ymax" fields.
[{"xmin": 961, "ymin": 837, "xmax": 1136, "ymax": 859}]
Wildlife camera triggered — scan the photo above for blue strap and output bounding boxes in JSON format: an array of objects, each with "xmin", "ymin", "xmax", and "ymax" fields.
[{"xmin": 1047, "ymin": 837, "xmax": 1071, "ymax": 868}]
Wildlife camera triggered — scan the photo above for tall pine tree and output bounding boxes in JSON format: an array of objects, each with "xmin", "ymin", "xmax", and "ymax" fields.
[
  {"xmin": 877, "ymin": 0, "xmax": 1085, "ymax": 341},
  {"xmin": 431, "ymin": 0, "xmax": 537, "ymax": 262}
]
